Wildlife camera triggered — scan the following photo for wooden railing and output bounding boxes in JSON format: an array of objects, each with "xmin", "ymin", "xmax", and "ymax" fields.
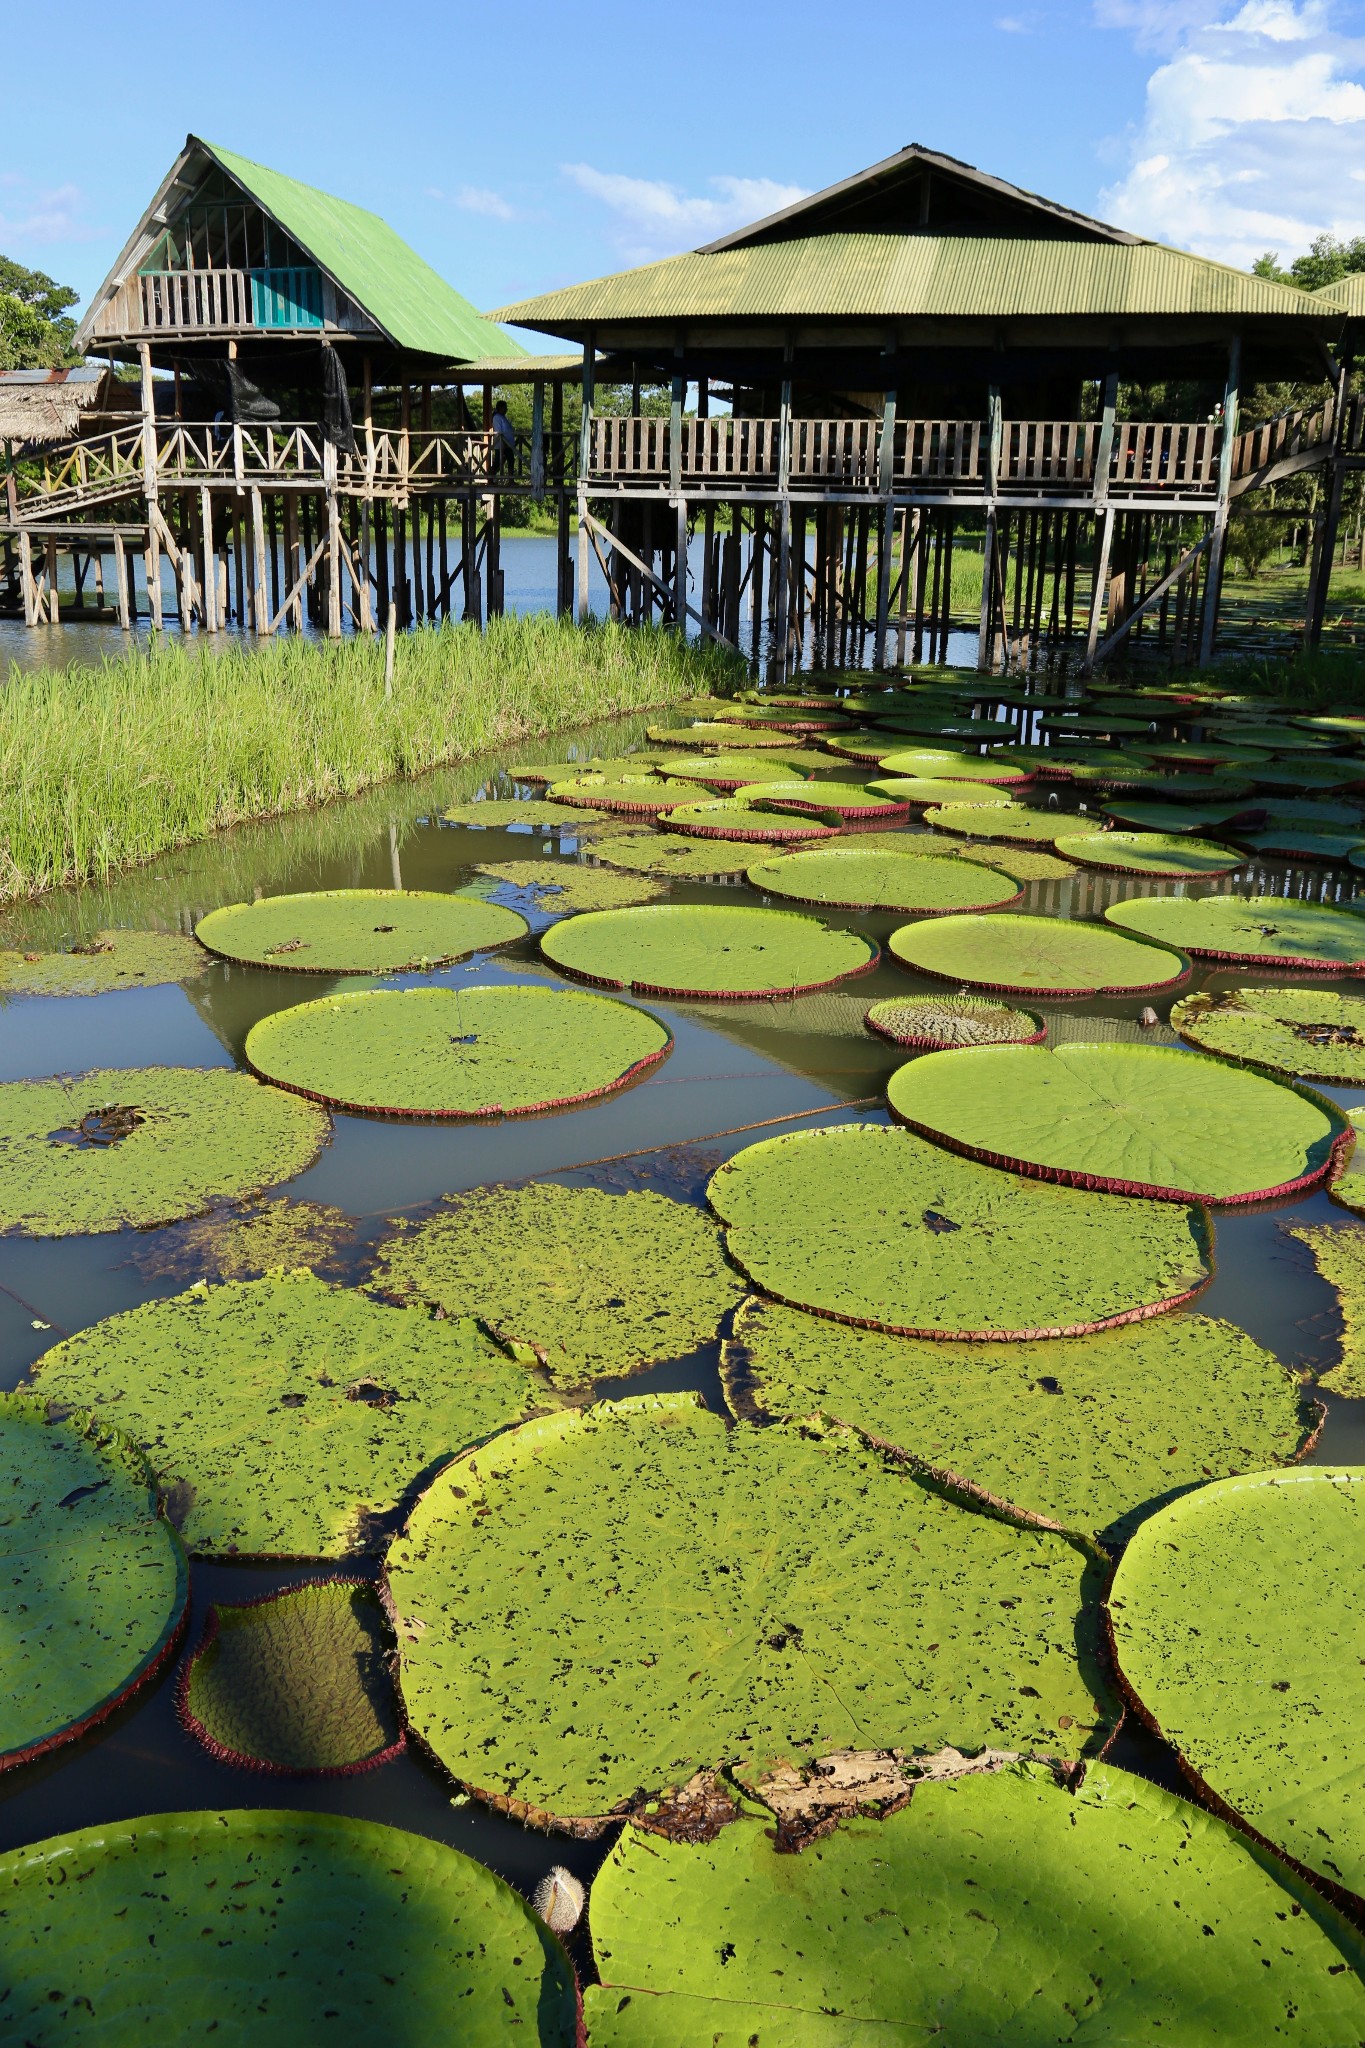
[
  {"xmin": 1109, "ymin": 421, "xmax": 1221, "ymax": 493},
  {"xmin": 91, "ymin": 267, "xmax": 333, "ymax": 337},
  {"xmin": 1001, "ymin": 421, "xmax": 1098, "ymax": 486},
  {"xmin": 9, "ymin": 425, "xmax": 145, "ymax": 516},
  {"xmin": 898, "ymin": 419, "xmax": 985, "ymax": 483}
]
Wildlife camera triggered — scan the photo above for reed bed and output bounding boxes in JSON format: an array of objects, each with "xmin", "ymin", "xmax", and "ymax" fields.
[{"xmin": 0, "ymin": 617, "xmax": 738, "ymax": 900}]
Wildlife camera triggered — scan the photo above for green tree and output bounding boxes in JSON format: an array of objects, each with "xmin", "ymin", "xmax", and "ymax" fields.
[
  {"xmin": 0, "ymin": 256, "xmax": 81, "ymax": 371},
  {"xmin": 1253, "ymin": 235, "xmax": 1365, "ymax": 293}
]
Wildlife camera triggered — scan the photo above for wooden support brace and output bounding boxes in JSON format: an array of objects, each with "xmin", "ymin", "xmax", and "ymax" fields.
[
  {"xmin": 582, "ymin": 507, "xmax": 739, "ymax": 652},
  {"xmin": 1090, "ymin": 532, "xmax": 1211, "ymax": 665},
  {"xmin": 268, "ymin": 539, "xmax": 327, "ymax": 635}
]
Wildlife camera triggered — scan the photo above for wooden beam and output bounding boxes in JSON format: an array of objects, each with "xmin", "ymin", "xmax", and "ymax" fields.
[
  {"xmin": 1199, "ymin": 332, "xmax": 1241, "ymax": 665},
  {"xmin": 581, "ymin": 506, "xmax": 739, "ymax": 652},
  {"xmin": 1090, "ymin": 532, "xmax": 1210, "ymax": 664},
  {"xmin": 1081, "ymin": 504, "xmax": 1115, "ymax": 674}
]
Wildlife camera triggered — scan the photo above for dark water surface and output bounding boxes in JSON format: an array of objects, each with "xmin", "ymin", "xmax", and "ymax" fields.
[{"xmin": 0, "ymin": 701, "xmax": 1361, "ymax": 1926}]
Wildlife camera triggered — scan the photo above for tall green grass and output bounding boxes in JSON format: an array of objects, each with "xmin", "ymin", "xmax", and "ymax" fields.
[{"xmin": 0, "ymin": 617, "xmax": 738, "ymax": 900}]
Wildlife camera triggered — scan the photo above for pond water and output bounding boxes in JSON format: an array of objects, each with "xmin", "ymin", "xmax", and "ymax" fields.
[{"xmin": 0, "ymin": 696, "xmax": 1361, "ymax": 1947}]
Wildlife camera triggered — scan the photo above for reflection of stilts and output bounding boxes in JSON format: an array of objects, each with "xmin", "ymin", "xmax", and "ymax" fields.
[{"xmin": 389, "ymin": 823, "xmax": 402, "ymax": 892}]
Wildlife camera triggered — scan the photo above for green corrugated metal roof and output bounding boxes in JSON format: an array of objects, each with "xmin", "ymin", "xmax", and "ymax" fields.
[
  {"xmin": 1314, "ymin": 272, "xmax": 1365, "ymax": 318},
  {"xmin": 200, "ymin": 139, "xmax": 525, "ymax": 364},
  {"xmin": 494, "ymin": 234, "xmax": 1340, "ymax": 329}
]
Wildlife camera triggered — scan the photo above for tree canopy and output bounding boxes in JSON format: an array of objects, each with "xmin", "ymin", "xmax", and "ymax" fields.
[
  {"xmin": 0, "ymin": 255, "xmax": 81, "ymax": 369},
  {"xmin": 1253, "ymin": 234, "xmax": 1365, "ymax": 294}
]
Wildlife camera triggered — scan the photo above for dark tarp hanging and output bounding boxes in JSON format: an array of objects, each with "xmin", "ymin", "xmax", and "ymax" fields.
[{"xmin": 322, "ymin": 346, "xmax": 356, "ymax": 454}]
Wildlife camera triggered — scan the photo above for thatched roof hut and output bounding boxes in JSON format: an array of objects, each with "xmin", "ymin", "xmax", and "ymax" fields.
[{"xmin": 0, "ymin": 366, "xmax": 135, "ymax": 447}]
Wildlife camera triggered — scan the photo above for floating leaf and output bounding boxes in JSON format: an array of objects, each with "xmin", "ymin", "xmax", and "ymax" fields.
[
  {"xmin": 866, "ymin": 776, "xmax": 1019, "ymax": 807},
  {"xmin": 540, "ymin": 903, "xmax": 878, "ymax": 999},
  {"xmin": 440, "ymin": 797, "xmax": 618, "ymax": 828},
  {"xmin": 646, "ymin": 722, "xmax": 793, "ymax": 749},
  {"xmin": 1052, "ymin": 831, "xmax": 1242, "ymax": 877},
  {"xmin": 27, "ymin": 1273, "xmax": 535, "ymax": 1558},
  {"xmin": 372, "ymin": 1183, "xmax": 740, "ymax": 1388},
  {"xmin": 1173, "ymin": 987, "xmax": 1365, "ymax": 1084},
  {"xmin": 1105, "ymin": 894, "xmax": 1365, "ymax": 971},
  {"xmin": 591, "ymin": 834, "xmax": 754, "ymax": 879},
  {"xmin": 1284, "ymin": 1221, "xmax": 1365, "ymax": 1392},
  {"xmin": 888, "ymin": 911, "xmax": 1186, "ymax": 996},
  {"xmin": 179, "ymin": 1579, "xmax": 402, "ymax": 1773},
  {"xmin": 197, "ymin": 888, "xmax": 526, "ymax": 974},
  {"xmin": 547, "ymin": 777, "xmax": 696, "ymax": 815},
  {"xmin": 1326, "ymin": 1110, "xmax": 1365, "ymax": 1218},
  {"xmin": 1224, "ymin": 758, "xmax": 1365, "ymax": 793},
  {"xmin": 508, "ymin": 754, "xmax": 666, "ymax": 782},
  {"xmin": 0, "ymin": 1066, "xmax": 327, "ymax": 1238},
  {"xmin": 1108, "ymin": 1468, "xmax": 1365, "ymax": 1902},
  {"xmin": 0, "ymin": 1393, "xmax": 187, "ymax": 1768},
  {"xmin": 1240, "ymin": 830, "xmax": 1363, "ymax": 862},
  {"xmin": 887, "ymin": 1041, "xmax": 1343, "ymax": 1204},
  {"xmin": 708, "ymin": 1125, "xmax": 1211, "ymax": 1339},
  {"xmin": 0, "ymin": 929, "xmax": 206, "ymax": 997},
  {"xmin": 925, "ymin": 803, "xmax": 1074, "ymax": 844},
  {"xmin": 245, "ymin": 984, "xmax": 671, "ymax": 1117},
  {"xmin": 864, "ymin": 994, "xmax": 1043, "ymax": 1048},
  {"xmin": 877, "ymin": 748, "xmax": 1031, "ymax": 784},
  {"xmin": 471, "ymin": 860, "xmax": 666, "ymax": 912},
  {"xmin": 728, "ymin": 1296, "xmax": 1309, "ymax": 1543},
  {"xmin": 950, "ymin": 842, "xmax": 1080, "ymax": 882},
  {"xmin": 661, "ymin": 798, "xmax": 839, "ymax": 842},
  {"xmin": 1207, "ymin": 722, "xmax": 1335, "ymax": 751},
  {"xmin": 745, "ymin": 848, "xmax": 1020, "ymax": 913},
  {"xmin": 737, "ymin": 780, "xmax": 911, "ymax": 823},
  {"xmin": 0, "ymin": 1811, "xmax": 578, "ymax": 2041},
  {"xmin": 385, "ymin": 1394, "xmax": 1108, "ymax": 1822},
  {"xmin": 129, "ymin": 1196, "xmax": 357, "ymax": 1284},
  {"xmin": 584, "ymin": 1761, "xmax": 1365, "ymax": 2047},
  {"xmin": 1098, "ymin": 800, "xmax": 1258, "ymax": 833},
  {"xmin": 661, "ymin": 753, "xmax": 813, "ymax": 790}
]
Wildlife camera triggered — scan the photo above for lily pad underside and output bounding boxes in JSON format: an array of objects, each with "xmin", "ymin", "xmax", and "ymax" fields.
[
  {"xmin": 372, "ymin": 1182, "xmax": 740, "ymax": 1388},
  {"xmin": 1052, "ymin": 831, "xmax": 1243, "ymax": 878},
  {"xmin": 1104, "ymin": 894, "xmax": 1365, "ymax": 971},
  {"xmin": 178, "ymin": 1579, "xmax": 403, "ymax": 1774},
  {"xmin": 26, "ymin": 1272, "xmax": 535, "ymax": 1558},
  {"xmin": 0, "ymin": 1066, "xmax": 327, "ymax": 1238},
  {"xmin": 864, "ymin": 994, "xmax": 1044, "ymax": 1049},
  {"xmin": 887, "ymin": 1041, "xmax": 1345, "ymax": 1205},
  {"xmin": 0, "ymin": 929, "xmax": 207, "ymax": 997},
  {"xmin": 1108, "ymin": 1468, "xmax": 1365, "ymax": 1903},
  {"xmin": 584, "ymin": 1762, "xmax": 1365, "ymax": 2047},
  {"xmin": 195, "ymin": 889, "xmax": 527, "ymax": 975},
  {"xmin": 0, "ymin": 1811, "xmax": 578, "ymax": 2044},
  {"xmin": 245, "ymin": 983, "xmax": 671, "ymax": 1118},
  {"xmin": 745, "ymin": 849, "xmax": 1020, "ymax": 914},
  {"xmin": 385, "ymin": 1394, "xmax": 1108, "ymax": 1824},
  {"xmin": 727, "ymin": 1296, "xmax": 1310, "ymax": 1544},
  {"xmin": 1172, "ymin": 987, "xmax": 1365, "ymax": 1084},
  {"xmin": 888, "ymin": 911, "xmax": 1187, "ymax": 997},
  {"xmin": 540, "ymin": 903, "xmax": 878, "ymax": 1000},
  {"xmin": 707, "ymin": 1124, "xmax": 1212, "ymax": 1340}
]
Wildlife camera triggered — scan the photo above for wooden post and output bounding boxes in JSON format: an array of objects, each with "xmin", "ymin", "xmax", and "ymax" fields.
[
  {"xmin": 530, "ymin": 378, "xmax": 546, "ymax": 500},
  {"xmin": 577, "ymin": 335, "xmax": 595, "ymax": 623},
  {"xmin": 138, "ymin": 341, "xmax": 162, "ymax": 629},
  {"xmin": 251, "ymin": 486, "xmax": 272, "ymax": 633},
  {"xmin": 874, "ymin": 340, "xmax": 898, "ymax": 668},
  {"xmin": 1307, "ymin": 356, "xmax": 1350, "ymax": 647},
  {"xmin": 1199, "ymin": 332, "xmax": 1241, "ymax": 665},
  {"xmin": 1094, "ymin": 367, "xmax": 1118, "ymax": 508},
  {"xmin": 112, "ymin": 532, "xmax": 131, "ymax": 630},
  {"xmin": 674, "ymin": 497, "xmax": 688, "ymax": 630},
  {"xmin": 17, "ymin": 529, "xmax": 36, "ymax": 627},
  {"xmin": 1083, "ymin": 505, "xmax": 1116, "ymax": 672}
]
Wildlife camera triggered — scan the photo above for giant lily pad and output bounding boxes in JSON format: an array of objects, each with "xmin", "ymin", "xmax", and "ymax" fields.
[
  {"xmin": 1108, "ymin": 1468, "xmax": 1365, "ymax": 1901},
  {"xmin": 1052, "ymin": 831, "xmax": 1242, "ymax": 878},
  {"xmin": 1104, "ymin": 894, "xmax": 1365, "ymax": 971},
  {"xmin": 0, "ymin": 929, "xmax": 207, "ymax": 997},
  {"xmin": 662, "ymin": 753, "xmax": 812, "ymax": 790},
  {"xmin": 1283, "ymin": 1222, "xmax": 1365, "ymax": 1393},
  {"xmin": 26, "ymin": 1273, "xmax": 535, "ymax": 1558},
  {"xmin": 1325, "ymin": 1111, "xmax": 1365, "ymax": 1219},
  {"xmin": 1172, "ymin": 987, "xmax": 1365, "ymax": 1084},
  {"xmin": 196, "ymin": 888, "xmax": 526, "ymax": 974},
  {"xmin": 662, "ymin": 798, "xmax": 839, "ymax": 842},
  {"xmin": 0, "ymin": 1393, "xmax": 187, "ymax": 1768},
  {"xmin": 245, "ymin": 984, "xmax": 671, "ymax": 1117},
  {"xmin": 745, "ymin": 849, "xmax": 1020, "ymax": 914},
  {"xmin": 728, "ymin": 1296, "xmax": 1309, "ymax": 1544},
  {"xmin": 737, "ymin": 781, "xmax": 911, "ymax": 825},
  {"xmin": 0, "ymin": 1810, "xmax": 578, "ymax": 2041},
  {"xmin": 509, "ymin": 754, "xmax": 667, "ymax": 782},
  {"xmin": 1207, "ymin": 723, "xmax": 1334, "ymax": 751},
  {"xmin": 1240, "ymin": 830, "xmax": 1363, "ymax": 862},
  {"xmin": 540, "ymin": 903, "xmax": 877, "ymax": 999},
  {"xmin": 372, "ymin": 1183, "xmax": 739, "ymax": 1388},
  {"xmin": 548, "ymin": 777, "xmax": 695, "ymax": 815},
  {"xmin": 708, "ymin": 1125, "xmax": 1211, "ymax": 1339},
  {"xmin": 179, "ymin": 1579, "xmax": 402, "ymax": 1774},
  {"xmin": 878, "ymin": 748, "xmax": 1031, "ymax": 784},
  {"xmin": 130, "ymin": 1196, "xmax": 357, "ymax": 1285},
  {"xmin": 925, "ymin": 804, "xmax": 1074, "ymax": 845},
  {"xmin": 0, "ymin": 1066, "xmax": 327, "ymax": 1238},
  {"xmin": 584, "ymin": 1761, "xmax": 1365, "ymax": 2047},
  {"xmin": 1226, "ymin": 758, "xmax": 1365, "ymax": 793},
  {"xmin": 887, "ymin": 1041, "xmax": 1343, "ymax": 1205},
  {"xmin": 385, "ymin": 1393, "xmax": 1108, "ymax": 1823},
  {"xmin": 471, "ymin": 859, "xmax": 666, "ymax": 913},
  {"xmin": 867, "ymin": 776, "xmax": 1018, "ymax": 807},
  {"xmin": 950, "ymin": 842, "xmax": 1079, "ymax": 881},
  {"xmin": 440, "ymin": 797, "xmax": 618, "ymax": 829},
  {"xmin": 888, "ymin": 911, "xmax": 1186, "ymax": 997},
  {"xmin": 591, "ymin": 833, "xmax": 753, "ymax": 879},
  {"xmin": 865, "ymin": 994, "xmax": 1043, "ymax": 1048},
  {"xmin": 1098, "ymin": 800, "xmax": 1258, "ymax": 834},
  {"xmin": 646, "ymin": 723, "xmax": 792, "ymax": 749}
]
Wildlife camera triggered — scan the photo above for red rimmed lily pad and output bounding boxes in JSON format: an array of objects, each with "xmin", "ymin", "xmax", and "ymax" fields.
[
  {"xmin": 1104, "ymin": 894, "xmax": 1365, "ymax": 972},
  {"xmin": 888, "ymin": 912, "xmax": 1187, "ymax": 998},
  {"xmin": 540, "ymin": 902, "xmax": 878, "ymax": 1000},
  {"xmin": 864, "ymin": 994, "xmax": 1044, "ymax": 1049}
]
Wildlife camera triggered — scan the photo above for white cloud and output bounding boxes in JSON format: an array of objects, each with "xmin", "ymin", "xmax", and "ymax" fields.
[
  {"xmin": 561, "ymin": 164, "xmax": 808, "ymax": 262},
  {"xmin": 996, "ymin": 10, "xmax": 1043, "ymax": 28},
  {"xmin": 426, "ymin": 183, "xmax": 520, "ymax": 222},
  {"xmin": 0, "ymin": 178, "xmax": 99, "ymax": 249},
  {"xmin": 1098, "ymin": 0, "xmax": 1365, "ymax": 265}
]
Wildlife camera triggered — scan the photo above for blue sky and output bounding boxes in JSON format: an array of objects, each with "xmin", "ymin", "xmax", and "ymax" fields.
[{"xmin": 5, "ymin": 0, "xmax": 1365, "ymax": 349}]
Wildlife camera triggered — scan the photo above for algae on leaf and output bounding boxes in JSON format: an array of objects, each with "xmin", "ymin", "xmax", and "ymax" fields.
[
  {"xmin": 0, "ymin": 929, "xmax": 207, "ymax": 997},
  {"xmin": 728, "ymin": 1296, "xmax": 1309, "ymax": 1543},
  {"xmin": 179, "ymin": 1579, "xmax": 402, "ymax": 1773},
  {"xmin": 1108, "ymin": 1469, "xmax": 1365, "ymax": 1902},
  {"xmin": 0, "ymin": 1811, "xmax": 578, "ymax": 2044},
  {"xmin": 385, "ymin": 1394, "xmax": 1108, "ymax": 1822},
  {"xmin": 540, "ymin": 901, "xmax": 878, "ymax": 999},
  {"xmin": 708, "ymin": 1124, "xmax": 1211, "ymax": 1339},
  {"xmin": 744, "ymin": 849, "xmax": 1020, "ymax": 914},
  {"xmin": 1284, "ymin": 1220, "xmax": 1365, "ymax": 1393},
  {"xmin": 0, "ymin": 1066, "xmax": 328, "ymax": 1238},
  {"xmin": 1173, "ymin": 987, "xmax": 1365, "ymax": 1084},
  {"xmin": 471, "ymin": 859, "xmax": 667, "ymax": 913},
  {"xmin": 888, "ymin": 910, "xmax": 1186, "ymax": 997},
  {"xmin": 26, "ymin": 1272, "xmax": 536, "ymax": 1557},
  {"xmin": 590, "ymin": 833, "xmax": 752, "ymax": 879},
  {"xmin": 0, "ymin": 1393, "xmax": 187, "ymax": 1768},
  {"xmin": 245, "ymin": 983, "xmax": 671, "ymax": 1117},
  {"xmin": 129, "ymin": 1196, "xmax": 358, "ymax": 1285},
  {"xmin": 585, "ymin": 1762, "xmax": 1365, "ymax": 2047},
  {"xmin": 1106, "ymin": 893, "xmax": 1365, "ymax": 971},
  {"xmin": 373, "ymin": 1183, "xmax": 740, "ymax": 1387},
  {"xmin": 196, "ymin": 888, "xmax": 526, "ymax": 974}
]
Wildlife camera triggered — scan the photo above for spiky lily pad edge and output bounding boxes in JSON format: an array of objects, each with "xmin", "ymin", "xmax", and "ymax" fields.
[
  {"xmin": 886, "ymin": 1076, "xmax": 1352, "ymax": 1208},
  {"xmin": 175, "ymin": 1577, "xmax": 406, "ymax": 1780},
  {"xmin": 863, "ymin": 1004, "xmax": 1046, "ymax": 1051}
]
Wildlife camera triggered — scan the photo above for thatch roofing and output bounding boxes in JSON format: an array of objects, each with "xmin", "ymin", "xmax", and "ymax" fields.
[{"xmin": 0, "ymin": 367, "xmax": 115, "ymax": 444}]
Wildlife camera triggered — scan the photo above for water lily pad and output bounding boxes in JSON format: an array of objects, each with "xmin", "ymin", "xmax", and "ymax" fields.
[
  {"xmin": 508, "ymin": 755, "xmax": 665, "ymax": 782},
  {"xmin": 662, "ymin": 798, "xmax": 840, "ymax": 842},
  {"xmin": 1173, "ymin": 987, "xmax": 1365, "ymax": 1084},
  {"xmin": 1226, "ymin": 758, "xmax": 1365, "ymax": 793},
  {"xmin": 372, "ymin": 1183, "xmax": 739, "ymax": 1388},
  {"xmin": 745, "ymin": 849, "xmax": 1020, "ymax": 914},
  {"xmin": 866, "ymin": 776, "xmax": 1019, "ymax": 807},
  {"xmin": 888, "ymin": 911, "xmax": 1186, "ymax": 997},
  {"xmin": 1108, "ymin": 1468, "xmax": 1365, "ymax": 1902},
  {"xmin": 0, "ymin": 929, "xmax": 207, "ymax": 997},
  {"xmin": 0, "ymin": 1810, "xmax": 578, "ymax": 2041},
  {"xmin": 1052, "ymin": 831, "xmax": 1242, "ymax": 877},
  {"xmin": 179, "ymin": 1579, "xmax": 402, "ymax": 1773},
  {"xmin": 441, "ymin": 797, "xmax": 617, "ymax": 829},
  {"xmin": 385, "ymin": 1393, "xmax": 1108, "ymax": 1823},
  {"xmin": 245, "ymin": 984, "xmax": 671, "ymax": 1117},
  {"xmin": 878, "ymin": 748, "xmax": 1031, "ymax": 784},
  {"xmin": 738, "ymin": 780, "xmax": 910, "ymax": 825},
  {"xmin": 1207, "ymin": 723, "xmax": 1333, "ymax": 750},
  {"xmin": 471, "ymin": 860, "xmax": 666, "ymax": 912},
  {"xmin": 1099, "ymin": 800, "xmax": 1257, "ymax": 833},
  {"xmin": 887, "ymin": 1042, "xmax": 1344, "ymax": 1204},
  {"xmin": 547, "ymin": 777, "xmax": 695, "ymax": 816},
  {"xmin": 27, "ymin": 1272, "xmax": 535, "ymax": 1557},
  {"xmin": 0, "ymin": 1066, "xmax": 327, "ymax": 1238},
  {"xmin": 584, "ymin": 1761, "xmax": 1365, "ymax": 2047},
  {"xmin": 1283, "ymin": 1222, "xmax": 1365, "ymax": 1391},
  {"xmin": 1326, "ymin": 1111, "xmax": 1365, "ymax": 1218},
  {"xmin": 0, "ymin": 1393, "xmax": 187, "ymax": 1768},
  {"xmin": 1240, "ymin": 830, "xmax": 1363, "ymax": 862},
  {"xmin": 864, "ymin": 994, "xmax": 1044, "ymax": 1049},
  {"xmin": 662, "ymin": 753, "xmax": 812, "ymax": 790},
  {"xmin": 728, "ymin": 1296, "xmax": 1308, "ymax": 1544},
  {"xmin": 950, "ymin": 843, "xmax": 1080, "ymax": 882},
  {"xmin": 708, "ymin": 1125, "xmax": 1211, "ymax": 1339},
  {"xmin": 715, "ymin": 706, "xmax": 848, "ymax": 733},
  {"xmin": 1104, "ymin": 894, "xmax": 1365, "ymax": 971},
  {"xmin": 823, "ymin": 730, "xmax": 925, "ymax": 763},
  {"xmin": 196, "ymin": 889, "xmax": 526, "ymax": 974},
  {"xmin": 925, "ymin": 804, "xmax": 1075, "ymax": 844},
  {"xmin": 591, "ymin": 834, "xmax": 753, "ymax": 879},
  {"xmin": 129, "ymin": 1196, "xmax": 357, "ymax": 1285},
  {"xmin": 647, "ymin": 722, "xmax": 793, "ymax": 749},
  {"xmin": 540, "ymin": 903, "xmax": 877, "ymax": 999}
]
